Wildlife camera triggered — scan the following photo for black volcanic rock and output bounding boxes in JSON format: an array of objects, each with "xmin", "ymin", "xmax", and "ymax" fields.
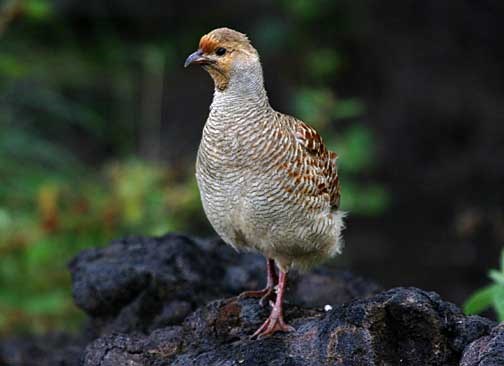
[
  {"xmin": 81, "ymin": 288, "xmax": 495, "ymax": 366},
  {"xmin": 1, "ymin": 233, "xmax": 502, "ymax": 365},
  {"xmin": 68, "ymin": 234, "xmax": 233, "ymax": 335},
  {"xmin": 68, "ymin": 233, "xmax": 380, "ymax": 336},
  {"xmin": 461, "ymin": 323, "xmax": 504, "ymax": 366},
  {"xmin": 0, "ymin": 333, "xmax": 86, "ymax": 366}
]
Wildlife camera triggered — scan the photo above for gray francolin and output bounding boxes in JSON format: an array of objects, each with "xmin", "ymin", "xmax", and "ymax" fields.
[{"xmin": 185, "ymin": 27, "xmax": 344, "ymax": 338}]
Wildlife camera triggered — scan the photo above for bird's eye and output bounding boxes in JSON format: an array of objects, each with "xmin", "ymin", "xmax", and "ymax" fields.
[{"xmin": 215, "ymin": 47, "xmax": 227, "ymax": 56}]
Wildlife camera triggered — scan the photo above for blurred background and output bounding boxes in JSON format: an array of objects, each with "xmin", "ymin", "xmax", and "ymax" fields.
[{"xmin": 1, "ymin": 0, "xmax": 503, "ymax": 335}]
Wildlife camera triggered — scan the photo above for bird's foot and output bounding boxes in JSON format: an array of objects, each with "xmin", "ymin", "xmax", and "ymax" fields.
[
  {"xmin": 250, "ymin": 313, "xmax": 295, "ymax": 339},
  {"xmin": 237, "ymin": 286, "xmax": 276, "ymax": 307}
]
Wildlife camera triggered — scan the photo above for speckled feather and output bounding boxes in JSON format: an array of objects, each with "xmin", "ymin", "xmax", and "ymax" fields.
[{"xmin": 193, "ymin": 28, "xmax": 344, "ymax": 271}]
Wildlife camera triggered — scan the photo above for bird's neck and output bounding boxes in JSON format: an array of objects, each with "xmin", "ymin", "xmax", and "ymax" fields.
[{"xmin": 210, "ymin": 63, "xmax": 271, "ymax": 118}]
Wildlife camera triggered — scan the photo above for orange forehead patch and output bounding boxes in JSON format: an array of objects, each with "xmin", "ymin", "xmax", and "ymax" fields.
[{"xmin": 199, "ymin": 35, "xmax": 219, "ymax": 54}]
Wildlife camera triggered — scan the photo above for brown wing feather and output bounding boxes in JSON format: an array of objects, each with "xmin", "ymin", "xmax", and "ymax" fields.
[{"xmin": 281, "ymin": 114, "xmax": 341, "ymax": 210}]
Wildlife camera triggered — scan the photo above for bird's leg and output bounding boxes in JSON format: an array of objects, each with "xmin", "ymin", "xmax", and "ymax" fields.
[
  {"xmin": 251, "ymin": 270, "xmax": 295, "ymax": 339},
  {"xmin": 238, "ymin": 258, "xmax": 277, "ymax": 306}
]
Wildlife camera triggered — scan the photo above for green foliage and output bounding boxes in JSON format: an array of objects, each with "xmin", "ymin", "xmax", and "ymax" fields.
[
  {"xmin": 0, "ymin": 158, "xmax": 203, "ymax": 334},
  {"xmin": 0, "ymin": 2, "xmax": 191, "ymax": 334},
  {"xmin": 334, "ymin": 125, "xmax": 374, "ymax": 173},
  {"xmin": 464, "ymin": 249, "xmax": 504, "ymax": 320},
  {"xmin": 283, "ymin": 0, "xmax": 326, "ymax": 20},
  {"xmin": 253, "ymin": 17, "xmax": 289, "ymax": 54},
  {"xmin": 306, "ymin": 49, "xmax": 342, "ymax": 81},
  {"xmin": 24, "ymin": 0, "xmax": 53, "ymax": 20},
  {"xmin": 0, "ymin": 54, "xmax": 28, "ymax": 78}
]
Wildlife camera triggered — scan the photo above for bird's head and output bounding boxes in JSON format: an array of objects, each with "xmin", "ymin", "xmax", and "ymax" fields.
[{"xmin": 184, "ymin": 28, "xmax": 260, "ymax": 92}]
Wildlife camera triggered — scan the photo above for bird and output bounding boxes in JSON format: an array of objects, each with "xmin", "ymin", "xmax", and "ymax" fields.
[{"xmin": 184, "ymin": 27, "xmax": 344, "ymax": 338}]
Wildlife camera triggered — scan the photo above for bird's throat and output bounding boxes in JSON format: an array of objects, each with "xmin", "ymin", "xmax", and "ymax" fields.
[{"xmin": 206, "ymin": 67, "xmax": 230, "ymax": 91}]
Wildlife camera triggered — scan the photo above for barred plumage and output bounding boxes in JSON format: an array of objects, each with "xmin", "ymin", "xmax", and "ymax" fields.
[{"xmin": 185, "ymin": 27, "xmax": 345, "ymax": 337}]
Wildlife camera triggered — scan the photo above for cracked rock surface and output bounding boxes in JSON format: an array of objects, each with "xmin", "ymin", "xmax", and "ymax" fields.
[
  {"xmin": 0, "ymin": 233, "xmax": 502, "ymax": 365},
  {"xmin": 460, "ymin": 323, "xmax": 504, "ymax": 366},
  {"xmin": 80, "ymin": 288, "xmax": 494, "ymax": 366}
]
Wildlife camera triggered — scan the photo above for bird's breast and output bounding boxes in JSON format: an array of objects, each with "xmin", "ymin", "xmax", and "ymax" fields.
[{"xmin": 195, "ymin": 116, "xmax": 252, "ymax": 245}]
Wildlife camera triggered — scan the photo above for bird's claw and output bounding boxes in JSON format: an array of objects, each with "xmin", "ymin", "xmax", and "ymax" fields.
[{"xmin": 250, "ymin": 315, "xmax": 295, "ymax": 339}]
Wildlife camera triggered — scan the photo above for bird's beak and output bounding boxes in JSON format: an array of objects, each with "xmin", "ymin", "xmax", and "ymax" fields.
[{"xmin": 184, "ymin": 50, "xmax": 211, "ymax": 68}]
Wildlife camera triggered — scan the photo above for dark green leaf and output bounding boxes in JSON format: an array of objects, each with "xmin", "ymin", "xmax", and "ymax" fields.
[{"xmin": 463, "ymin": 284, "xmax": 498, "ymax": 315}]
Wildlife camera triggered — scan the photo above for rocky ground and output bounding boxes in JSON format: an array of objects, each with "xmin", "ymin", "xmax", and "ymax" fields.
[{"xmin": 1, "ymin": 233, "xmax": 503, "ymax": 365}]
